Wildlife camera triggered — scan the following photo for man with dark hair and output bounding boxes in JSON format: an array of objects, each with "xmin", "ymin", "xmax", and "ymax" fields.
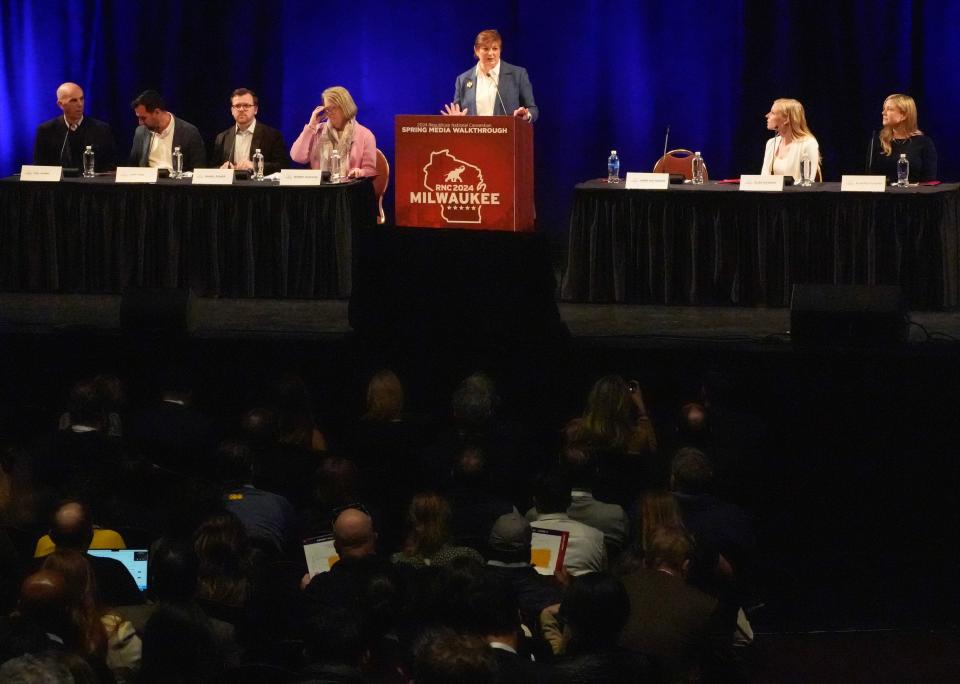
[
  {"xmin": 528, "ymin": 469, "xmax": 605, "ymax": 575},
  {"xmin": 620, "ymin": 525, "xmax": 728, "ymax": 682},
  {"xmin": 448, "ymin": 446, "xmax": 516, "ymax": 554},
  {"xmin": 414, "ymin": 628, "xmax": 498, "ymax": 684},
  {"xmin": 218, "ymin": 440, "xmax": 296, "ymax": 555},
  {"xmin": 211, "ymin": 88, "xmax": 287, "ymax": 174},
  {"xmin": 129, "ymin": 89, "xmax": 205, "ymax": 170},
  {"xmin": 555, "ymin": 446, "xmax": 629, "ymax": 552},
  {"xmin": 465, "ymin": 573, "xmax": 542, "ymax": 683},
  {"xmin": 33, "ymin": 82, "xmax": 117, "ymax": 170}
]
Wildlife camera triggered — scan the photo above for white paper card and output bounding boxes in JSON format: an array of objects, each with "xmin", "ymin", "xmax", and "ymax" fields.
[
  {"xmin": 192, "ymin": 168, "xmax": 234, "ymax": 185},
  {"xmin": 841, "ymin": 175, "xmax": 887, "ymax": 192},
  {"xmin": 625, "ymin": 172, "xmax": 670, "ymax": 190},
  {"xmin": 279, "ymin": 169, "xmax": 325, "ymax": 186},
  {"xmin": 20, "ymin": 165, "xmax": 63, "ymax": 182},
  {"xmin": 115, "ymin": 167, "xmax": 159, "ymax": 184},
  {"xmin": 530, "ymin": 527, "xmax": 569, "ymax": 576},
  {"xmin": 303, "ymin": 534, "xmax": 339, "ymax": 576},
  {"xmin": 740, "ymin": 175, "xmax": 784, "ymax": 192}
]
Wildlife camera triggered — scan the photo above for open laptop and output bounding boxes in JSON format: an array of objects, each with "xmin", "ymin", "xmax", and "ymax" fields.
[{"xmin": 88, "ymin": 549, "xmax": 149, "ymax": 592}]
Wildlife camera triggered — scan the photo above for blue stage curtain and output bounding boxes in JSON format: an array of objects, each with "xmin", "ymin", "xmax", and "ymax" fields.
[{"xmin": 1, "ymin": 0, "xmax": 956, "ymax": 243}]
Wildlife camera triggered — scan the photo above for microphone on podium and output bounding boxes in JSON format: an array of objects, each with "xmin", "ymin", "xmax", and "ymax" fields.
[
  {"xmin": 488, "ymin": 70, "xmax": 507, "ymax": 117},
  {"xmin": 662, "ymin": 125, "xmax": 671, "ymax": 161}
]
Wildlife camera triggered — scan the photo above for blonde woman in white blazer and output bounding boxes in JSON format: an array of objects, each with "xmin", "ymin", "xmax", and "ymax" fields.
[{"xmin": 761, "ymin": 98, "xmax": 820, "ymax": 180}]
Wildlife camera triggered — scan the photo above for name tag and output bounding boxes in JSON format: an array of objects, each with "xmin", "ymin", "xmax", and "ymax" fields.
[
  {"xmin": 740, "ymin": 175, "xmax": 784, "ymax": 192},
  {"xmin": 841, "ymin": 175, "xmax": 887, "ymax": 192},
  {"xmin": 192, "ymin": 168, "xmax": 234, "ymax": 185},
  {"xmin": 20, "ymin": 165, "xmax": 63, "ymax": 182},
  {"xmin": 625, "ymin": 172, "xmax": 670, "ymax": 190},
  {"xmin": 279, "ymin": 169, "xmax": 324, "ymax": 186},
  {"xmin": 116, "ymin": 167, "xmax": 159, "ymax": 183}
]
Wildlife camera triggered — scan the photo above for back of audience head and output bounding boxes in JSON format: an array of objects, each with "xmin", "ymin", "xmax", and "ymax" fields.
[
  {"xmin": 49, "ymin": 500, "xmax": 94, "ymax": 551},
  {"xmin": 560, "ymin": 572, "xmax": 630, "ymax": 653},
  {"xmin": 636, "ymin": 490, "xmax": 683, "ymax": 559},
  {"xmin": 240, "ymin": 407, "xmax": 278, "ymax": 448},
  {"xmin": 533, "ymin": 468, "xmax": 572, "ymax": 514},
  {"xmin": 333, "ymin": 506, "xmax": 377, "ymax": 560},
  {"xmin": 677, "ymin": 401, "xmax": 711, "ymax": 448},
  {"xmin": 193, "ymin": 511, "xmax": 250, "ymax": 604},
  {"xmin": 313, "ymin": 455, "xmax": 361, "ymax": 509},
  {"xmin": 413, "ymin": 628, "xmax": 497, "ymax": 684},
  {"xmin": 139, "ymin": 603, "xmax": 218, "ymax": 683},
  {"xmin": 364, "ymin": 369, "xmax": 405, "ymax": 422},
  {"xmin": 40, "ymin": 550, "xmax": 106, "ymax": 656},
  {"xmin": 487, "ymin": 511, "xmax": 531, "ymax": 564},
  {"xmin": 645, "ymin": 525, "xmax": 695, "ymax": 576},
  {"xmin": 452, "ymin": 445, "xmax": 490, "ymax": 489},
  {"xmin": 559, "ymin": 444, "xmax": 598, "ymax": 490},
  {"xmin": 66, "ymin": 378, "xmax": 110, "ymax": 430},
  {"xmin": 17, "ymin": 569, "xmax": 71, "ymax": 642},
  {"xmin": 403, "ymin": 492, "xmax": 452, "ymax": 558},
  {"xmin": 461, "ymin": 572, "xmax": 521, "ymax": 641},
  {"xmin": 216, "ymin": 439, "xmax": 255, "ymax": 488},
  {"xmin": 149, "ymin": 538, "xmax": 199, "ymax": 603},
  {"xmin": 582, "ymin": 375, "xmax": 633, "ymax": 438},
  {"xmin": 0, "ymin": 653, "xmax": 75, "ymax": 684},
  {"xmin": 671, "ymin": 447, "xmax": 714, "ymax": 495},
  {"xmin": 452, "ymin": 372, "xmax": 498, "ymax": 431}
]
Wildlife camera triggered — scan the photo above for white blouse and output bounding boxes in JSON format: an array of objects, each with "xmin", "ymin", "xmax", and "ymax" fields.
[{"xmin": 761, "ymin": 135, "xmax": 820, "ymax": 179}]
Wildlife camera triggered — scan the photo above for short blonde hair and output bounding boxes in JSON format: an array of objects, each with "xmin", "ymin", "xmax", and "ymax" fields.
[
  {"xmin": 364, "ymin": 369, "xmax": 404, "ymax": 421},
  {"xmin": 322, "ymin": 86, "xmax": 358, "ymax": 121}
]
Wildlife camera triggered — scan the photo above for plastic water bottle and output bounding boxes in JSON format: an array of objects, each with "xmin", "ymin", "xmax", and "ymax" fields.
[
  {"xmin": 82, "ymin": 146, "xmax": 95, "ymax": 178},
  {"xmin": 172, "ymin": 146, "xmax": 183, "ymax": 179},
  {"xmin": 692, "ymin": 151, "xmax": 705, "ymax": 185},
  {"xmin": 896, "ymin": 154, "xmax": 909, "ymax": 187},
  {"xmin": 607, "ymin": 150, "xmax": 620, "ymax": 183},
  {"xmin": 252, "ymin": 148, "xmax": 265, "ymax": 181},
  {"xmin": 330, "ymin": 149, "xmax": 342, "ymax": 182},
  {"xmin": 799, "ymin": 153, "xmax": 813, "ymax": 186}
]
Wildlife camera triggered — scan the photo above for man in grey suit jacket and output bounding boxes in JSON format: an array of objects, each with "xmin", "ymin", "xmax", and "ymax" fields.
[
  {"xmin": 211, "ymin": 88, "xmax": 287, "ymax": 175},
  {"xmin": 443, "ymin": 29, "xmax": 538, "ymax": 122},
  {"xmin": 129, "ymin": 90, "xmax": 205, "ymax": 171}
]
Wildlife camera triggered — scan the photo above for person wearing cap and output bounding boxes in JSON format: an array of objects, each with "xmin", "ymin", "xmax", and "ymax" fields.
[{"xmin": 484, "ymin": 512, "xmax": 561, "ymax": 628}]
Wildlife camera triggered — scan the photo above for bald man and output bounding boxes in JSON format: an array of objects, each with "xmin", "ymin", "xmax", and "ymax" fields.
[{"xmin": 33, "ymin": 82, "xmax": 117, "ymax": 170}]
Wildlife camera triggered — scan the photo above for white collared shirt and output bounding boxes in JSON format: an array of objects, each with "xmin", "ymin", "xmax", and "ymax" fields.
[
  {"xmin": 233, "ymin": 118, "xmax": 257, "ymax": 165},
  {"xmin": 475, "ymin": 61, "xmax": 501, "ymax": 116},
  {"xmin": 148, "ymin": 114, "xmax": 177, "ymax": 169},
  {"xmin": 63, "ymin": 115, "xmax": 83, "ymax": 132}
]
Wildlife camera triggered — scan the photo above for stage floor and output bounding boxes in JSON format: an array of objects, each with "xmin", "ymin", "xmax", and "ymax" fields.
[{"xmin": 2, "ymin": 293, "xmax": 958, "ymax": 347}]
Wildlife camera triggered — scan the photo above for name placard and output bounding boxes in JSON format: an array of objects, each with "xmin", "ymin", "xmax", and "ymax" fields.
[
  {"xmin": 625, "ymin": 172, "xmax": 670, "ymax": 190},
  {"xmin": 841, "ymin": 175, "xmax": 887, "ymax": 192},
  {"xmin": 20, "ymin": 165, "xmax": 63, "ymax": 182},
  {"xmin": 192, "ymin": 168, "xmax": 234, "ymax": 185},
  {"xmin": 740, "ymin": 175, "xmax": 784, "ymax": 192},
  {"xmin": 279, "ymin": 169, "xmax": 324, "ymax": 186},
  {"xmin": 116, "ymin": 167, "xmax": 159, "ymax": 184}
]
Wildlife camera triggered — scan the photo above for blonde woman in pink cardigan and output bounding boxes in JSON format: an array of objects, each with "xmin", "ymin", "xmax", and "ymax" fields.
[{"xmin": 289, "ymin": 85, "xmax": 377, "ymax": 178}]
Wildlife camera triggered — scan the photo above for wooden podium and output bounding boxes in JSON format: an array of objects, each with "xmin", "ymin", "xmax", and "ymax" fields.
[{"xmin": 394, "ymin": 115, "xmax": 534, "ymax": 232}]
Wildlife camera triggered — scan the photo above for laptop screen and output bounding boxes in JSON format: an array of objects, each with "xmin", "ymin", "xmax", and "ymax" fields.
[{"xmin": 88, "ymin": 549, "xmax": 149, "ymax": 592}]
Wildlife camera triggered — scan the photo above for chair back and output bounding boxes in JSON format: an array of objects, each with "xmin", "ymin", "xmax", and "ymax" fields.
[
  {"xmin": 373, "ymin": 148, "xmax": 390, "ymax": 224},
  {"xmin": 653, "ymin": 149, "xmax": 709, "ymax": 181}
]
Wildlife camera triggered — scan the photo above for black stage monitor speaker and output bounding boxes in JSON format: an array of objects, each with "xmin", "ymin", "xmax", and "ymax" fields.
[
  {"xmin": 790, "ymin": 284, "xmax": 907, "ymax": 346},
  {"xmin": 120, "ymin": 287, "xmax": 195, "ymax": 334}
]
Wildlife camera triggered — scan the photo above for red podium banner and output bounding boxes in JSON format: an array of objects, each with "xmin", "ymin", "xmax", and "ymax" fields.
[{"xmin": 394, "ymin": 115, "xmax": 534, "ymax": 232}]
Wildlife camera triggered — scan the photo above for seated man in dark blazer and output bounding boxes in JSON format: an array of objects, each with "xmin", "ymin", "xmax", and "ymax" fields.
[
  {"xmin": 211, "ymin": 88, "xmax": 287, "ymax": 175},
  {"xmin": 129, "ymin": 89, "xmax": 205, "ymax": 171},
  {"xmin": 33, "ymin": 82, "xmax": 117, "ymax": 170}
]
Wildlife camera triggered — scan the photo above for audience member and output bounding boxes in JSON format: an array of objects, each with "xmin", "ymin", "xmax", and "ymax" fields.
[
  {"xmin": 391, "ymin": 492, "xmax": 483, "ymax": 568},
  {"xmin": 413, "ymin": 628, "xmax": 498, "ymax": 684},
  {"xmin": 528, "ymin": 469, "xmax": 606, "ymax": 575},
  {"xmin": 485, "ymin": 512, "xmax": 562, "ymax": 629},
  {"xmin": 447, "ymin": 446, "xmax": 516, "ymax": 555},
  {"xmin": 265, "ymin": 372, "xmax": 328, "ymax": 452},
  {"xmin": 620, "ymin": 525, "xmax": 729, "ymax": 682}
]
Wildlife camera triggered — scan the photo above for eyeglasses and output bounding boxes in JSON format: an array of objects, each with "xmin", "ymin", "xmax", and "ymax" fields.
[{"xmin": 231, "ymin": 104, "xmax": 255, "ymax": 110}]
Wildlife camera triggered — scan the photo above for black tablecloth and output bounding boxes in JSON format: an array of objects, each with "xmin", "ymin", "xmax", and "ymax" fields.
[
  {"xmin": 561, "ymin": 180, "xmax": 960, "ymax": 309},
  {"xmin": 0, "ymin": 176, "xmax": 377, "ymax": 298}
]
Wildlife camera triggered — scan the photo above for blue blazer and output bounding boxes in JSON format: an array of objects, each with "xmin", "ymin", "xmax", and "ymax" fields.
[{"xmin": 454, "ymin": 60, "xmax": 539, "ymax": 123}]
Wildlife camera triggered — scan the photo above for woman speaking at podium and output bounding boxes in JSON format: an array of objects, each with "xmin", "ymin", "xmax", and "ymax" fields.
[
  {"xmin": 442, "ymin": 29, "xmax": 539, "ymax": 122},
  {"xmin": 760, "ymin": 98, "xmax": 820, "ymax": 179},
  {"xmin": 290, "ymin": 86, "xmax": 377, "ymax": 178}
]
